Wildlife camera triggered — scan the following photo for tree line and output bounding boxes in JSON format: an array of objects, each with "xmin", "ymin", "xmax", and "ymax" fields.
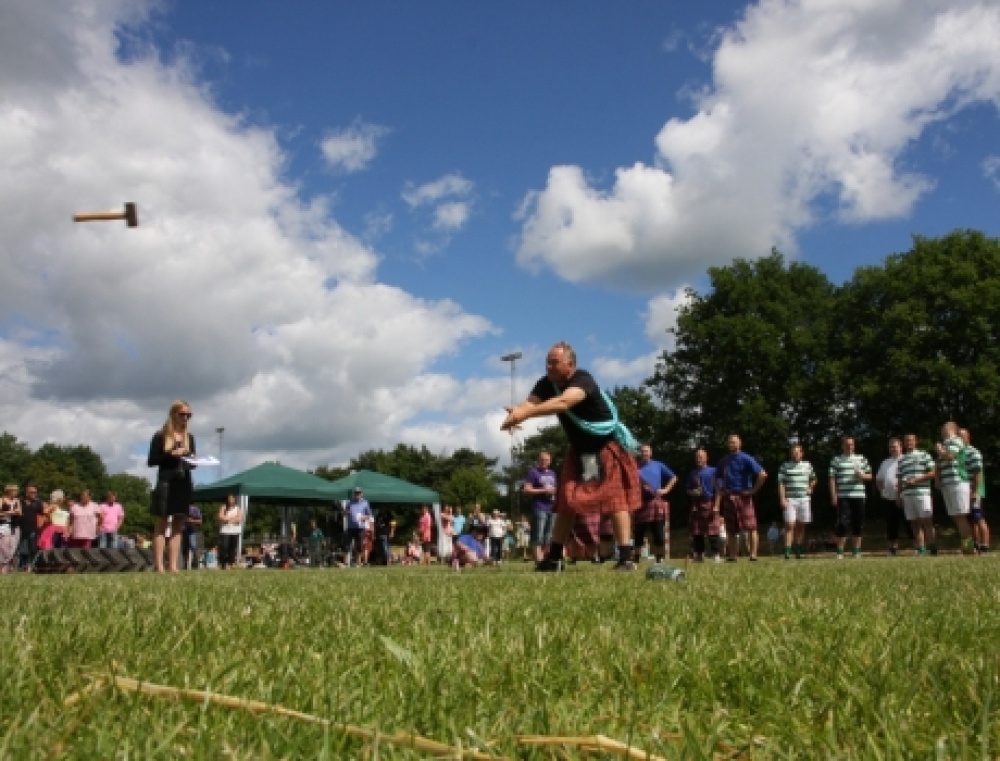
[
  {"xmin": 1, "ymin": 231, "xmax": 993, "ymax": 538},
  {"xmin": 508, "ymin": 230, "xmax": 1000, "ymax": 528}
]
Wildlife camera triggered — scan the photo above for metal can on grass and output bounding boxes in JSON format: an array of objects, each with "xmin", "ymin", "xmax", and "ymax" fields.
[{"xmin": 645, "ymin": 563, "xmax": 685, "ymax": 581}]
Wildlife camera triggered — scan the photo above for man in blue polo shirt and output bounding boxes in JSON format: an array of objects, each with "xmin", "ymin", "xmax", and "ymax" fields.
[
  {"xmin": 714, "ymin": 434, "xmax": 767, "ymax": 561},
  {"xmin": 345, "ymin": 488, "xmax": 372, "ymax": 566},
  {"xmin": 632, "ymin": 444, "xmax": 676, "ymax": 563}
]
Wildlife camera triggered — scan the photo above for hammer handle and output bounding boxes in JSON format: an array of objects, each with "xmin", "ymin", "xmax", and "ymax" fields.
[{"xmin": 73, "ymin": 212, "xmax": 126, "ymax": 222}]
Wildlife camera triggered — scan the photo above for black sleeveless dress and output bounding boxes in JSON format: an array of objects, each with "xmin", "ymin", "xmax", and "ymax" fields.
[{"xmin": 147, "ymin": 432, "xmax": 196, "ymax": 517}]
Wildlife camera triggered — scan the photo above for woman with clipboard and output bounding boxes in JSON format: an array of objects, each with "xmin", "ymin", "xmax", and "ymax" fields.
[{"xmin": 147, "ymin": 400, "xmax": 197, "ymax": 573}]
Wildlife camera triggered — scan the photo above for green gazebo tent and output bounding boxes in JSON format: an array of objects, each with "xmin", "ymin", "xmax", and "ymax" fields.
[
  {"xmin": 192, "ymin": 462, "xmax": 344, "ymax": 558},
  {"xmin": 320, "ymin": 470, "xmax": 445, "ymax": 556},
  {"xmin": 319, "ymin": 469, "xmax": 439, "ymax": 504},
  {"xmin": 192, "ymin": 464, "xmax": 443, "ymax": 560}
]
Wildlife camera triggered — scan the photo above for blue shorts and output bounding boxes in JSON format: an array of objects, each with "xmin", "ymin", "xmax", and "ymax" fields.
[
  {"xmin": 970, "ymin": 502, "xmax": 985, "ymax": 523},
  {"xmin": 532, "ymin": 509, "xmax": 555, "ymax": 546}
]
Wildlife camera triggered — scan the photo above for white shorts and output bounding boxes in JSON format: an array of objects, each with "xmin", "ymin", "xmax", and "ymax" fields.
[
  {"xmin": 783, "ymin": 497, "xmax": 811, "ymax": 524},
  {"xmin": 942, "ymin": 482, "xmax": 970, "ymax": 516},
  {"xmin": 902, "ymin": 494, "xmax": 933, "ymax": 521}
]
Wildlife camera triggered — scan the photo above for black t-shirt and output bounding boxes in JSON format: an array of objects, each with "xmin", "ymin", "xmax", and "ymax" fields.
[
  {"xmin": 531, "ymin": 369, "xmax": 613, "ymax": 454},
  {"xmin": 20, "ymin": 498, "xmax": 43, "ymax": 532},
  {"xmin": 375, "ymin": 512, "xmax": 394, "ymax": 536}
]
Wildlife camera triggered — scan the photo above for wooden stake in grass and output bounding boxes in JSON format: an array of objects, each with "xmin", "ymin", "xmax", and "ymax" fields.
[
  {"xmin": 102, "ymin": 674, "xmax": 506, "ymax": 760},
  {"xmin": 516, "ymin": 734, "xmax": 668, "ymax": 761}
]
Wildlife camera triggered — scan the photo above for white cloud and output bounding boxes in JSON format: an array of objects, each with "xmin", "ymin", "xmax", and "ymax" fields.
[
  {"xmin": 402, "ymin": 173, "xmax": 476, "ymax": 251},
  {"xmin": 0, "ymin": 0, "xmax": 499, "ymax": 476},
  {"xmin": 593, "ymin": 287, "xmax": 691, "ymax": 385},
  {"xmin": 320, "ymin": 120, "xmax": 389, "ymax": 173},
  {"xmin": 402, "ymin": 173, "xmax": 474, "ymax": 208},
  {"xmin": 985, "ymin": 155, "xmax": 1000, "ymax": 189},
  {"xmin": 516, "ymin": 0, "xmax": 1000, "ymax": 289},
  {"xmin": 434, "ymin": 201, "xmax": 471, "ymax": 230}
]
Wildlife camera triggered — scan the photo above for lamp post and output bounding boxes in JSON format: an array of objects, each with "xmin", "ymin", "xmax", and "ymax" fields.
[
  {"xmin": 216, "ymin": 427, "xmax": 225, "ymax": 477},
  {"xmin": 500, "ymin": 352, "xmax": 522, "ymax": 519}
]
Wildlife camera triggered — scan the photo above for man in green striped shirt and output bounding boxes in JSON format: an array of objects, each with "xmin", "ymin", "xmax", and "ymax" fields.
[
  {"xmin": 828, "ymin": 436, "xmax": 872, "ymax": 559},
  {"xmin": 778, "ymin": 444, "xmax": 816, "ymax": 560},
  {"xmin": 896, "ymin": 433, "xmax": 937, "ymax": 556},
  {"xmin": 961, "ymin": 427, "xmax": 989, "ymax": 554},
  {"xmin": 935, "ymin": 422, "xmax": 974, "ymax": 552}
]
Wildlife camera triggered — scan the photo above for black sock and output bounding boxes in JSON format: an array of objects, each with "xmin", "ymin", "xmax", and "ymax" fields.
[
  {"xmin": 617, "ymin": 545, "xmax": 631, "ymax": 563},
  {"xmin": 708, "ymin": 536, "xmax": 721, "ymax": 555},
  {"xmin": 547, "ymin": 542, "xmax": 564, "ymax": 561}
]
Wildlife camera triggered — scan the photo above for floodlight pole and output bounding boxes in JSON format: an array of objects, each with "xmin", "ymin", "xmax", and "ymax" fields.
[
  {"xmin": 501, "ymin": 352, "xmax": 522, "ymax": 519},
  {"xmin": 216, "ymin": 427, "xmax": 225, "ymax": 477}
]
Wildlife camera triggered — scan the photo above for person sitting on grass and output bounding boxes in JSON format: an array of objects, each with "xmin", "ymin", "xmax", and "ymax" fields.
[{"xmin": 452, "ymin": 526, "xmax": 488, "ymax": 569}]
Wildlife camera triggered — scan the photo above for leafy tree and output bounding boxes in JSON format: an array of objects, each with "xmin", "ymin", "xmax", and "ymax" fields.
[
  {"xmin": 646, "ymin": 251, "xmax": 842, "ymax": 521},
  {"xmin": 0, "ymin": 432, "xmax": 32, "ymax": 488},
  {"xmin": 837, "ymin": 231, "xmax": 1000, "ymax": 469},
  {"xmin": 31, "ymin": 443, "xmax": 108, "ymax": 495},
  {"xmin": 441, "ymin": 467, "xmax": 498, "ymax": 509},
  {"xmin": 312, "ymin": 465, "xmax": 350, "ymax": 482}
]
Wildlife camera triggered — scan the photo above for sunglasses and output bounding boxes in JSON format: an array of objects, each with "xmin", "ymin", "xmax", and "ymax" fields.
[{"xmin": 178, "ymin": 412, "xmax": 193, "ymax": 419}]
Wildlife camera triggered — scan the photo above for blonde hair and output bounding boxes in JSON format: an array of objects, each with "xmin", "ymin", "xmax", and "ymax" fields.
[{"xmin": 161, "ymin": 400, "xmax": 192, "ymax": 453}]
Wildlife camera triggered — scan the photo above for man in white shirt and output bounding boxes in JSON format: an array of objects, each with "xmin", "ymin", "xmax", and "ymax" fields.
[
  {"xmin": 487, "ymin": 510, "xmax": 507, "ymax": 564},
  {"xmin": 875, "ymin": 438, "xmax": 906, "ymax": 556}
]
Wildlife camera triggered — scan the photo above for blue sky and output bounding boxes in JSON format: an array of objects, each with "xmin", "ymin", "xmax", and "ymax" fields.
[
  {"xmin": 1, "ymin": 0, "xmax": 999, "ymax": 477},
  {"xmin": 147, "ymin": 0, "xmax": 1000, "ymax": 365}
]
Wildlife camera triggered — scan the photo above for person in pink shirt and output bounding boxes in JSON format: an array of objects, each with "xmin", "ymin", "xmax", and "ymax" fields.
[
  {"xmin": 97, "ymin": 491, "xmax": 125, "ymax": 549},
  {"xmin": 418, "ymin": 504, "xmax": 433, "ymax": 565},
  {"xmin": 67, "ymin": 490, "xmax": 99, "ymax": 549}
]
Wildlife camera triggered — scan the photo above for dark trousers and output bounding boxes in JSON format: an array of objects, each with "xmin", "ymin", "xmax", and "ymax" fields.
[
  {"xmin": 218, "ymin": 534, "xmax": 238, "ymax": 568},
  {"xmin": 835, "ymin": 498, "xmax": 866, "ymax": 537},
  {"xmin": 882, "ymin": 498, "xmax": 913, "ymax": 543},
  {"xmin": 489, "ymin": 537, "xmax": 504, "ymax": 560}
]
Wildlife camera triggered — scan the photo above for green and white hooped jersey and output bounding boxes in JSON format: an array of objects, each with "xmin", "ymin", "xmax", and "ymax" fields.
[
  {"xmin": 778, "ymin": 460, "xmax": 816, "ymax": 499},
  {"xmin": 898, "ymin": 450, "xmax": 935, "ymax": 496},
  {"xmin": 829, "ymin": 454, "xmax": 870, "ymax": 499},
  {"xmin": 938, "ymin": 435, "xmax": 968, "ymax": 486},
  {"xmin": 965, "ymin": 445, "xmax": 986, "ymax": 498}
]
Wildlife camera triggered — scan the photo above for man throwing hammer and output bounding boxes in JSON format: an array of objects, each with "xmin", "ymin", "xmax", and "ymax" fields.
[{"xmin": 501, "ymin": 342, "xmax": 643, "ymax": 571}]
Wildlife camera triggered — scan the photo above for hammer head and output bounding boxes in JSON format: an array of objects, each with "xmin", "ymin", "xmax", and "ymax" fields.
[{"xmin": 124, "ymin": 202, "xmax": 138, "ymax": 227}]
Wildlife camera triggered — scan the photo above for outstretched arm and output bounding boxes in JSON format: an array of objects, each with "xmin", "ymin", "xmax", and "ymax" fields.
[{"xmin": 501, "ymin": 389, "xmax": 586, "ymax": 431}]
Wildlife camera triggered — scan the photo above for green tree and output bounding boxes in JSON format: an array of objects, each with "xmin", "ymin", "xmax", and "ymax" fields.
[
  {"xmin": 0, "ymin": 432, "xmax": 32, "ymax": 488},
  {"xmin": 441, "ymin": 467, "xmax": 498, "ymax": 509},
  {"xmin": 837, "ymin": 230, "xmax": 1000, "ymax": 467},
  {"xmin": 646, "ymin": 251, "xmax": 842, "ymax": 521}
]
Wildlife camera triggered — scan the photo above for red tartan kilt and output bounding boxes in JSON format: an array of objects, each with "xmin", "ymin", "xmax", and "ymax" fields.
[
  {"xmin": 632, "ymin": 496, "xmax": 668, "ymax": 525},
  {"xmin": 555, "ymin": 442, "xmax": 643, "ymax": 516},
  {"xmin": 572, "ymin": 512, "xmax": 602, "ymax": 546},
  {"xmin": 689, "ymin": 497, "xmax": 720, "ymax": 536},
  {"xmin": 721, "ymin": 493, "xmax": 758, "ymax": 533}
]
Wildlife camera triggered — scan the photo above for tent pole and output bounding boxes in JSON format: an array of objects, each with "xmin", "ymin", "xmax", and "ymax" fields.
[
  {"xmin": 433, "ymin": 503, "xmax": 443, "ymax": 562},
  {"xmin": 237, "ymin": 494, "xmax": 248, "ymax": 562}
]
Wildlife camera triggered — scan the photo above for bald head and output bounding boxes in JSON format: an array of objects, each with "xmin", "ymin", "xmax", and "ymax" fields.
[{"xmin": 942, "ymin": 421, "xmax": 959, "ymax": 439}]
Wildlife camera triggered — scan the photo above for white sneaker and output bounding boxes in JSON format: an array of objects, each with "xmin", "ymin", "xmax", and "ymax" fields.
[{"xmin": 712, "ymin": 555, "xmax": 722, "ymax": 563}]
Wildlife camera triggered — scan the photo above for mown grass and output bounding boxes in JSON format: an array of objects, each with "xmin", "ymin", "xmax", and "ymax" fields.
[{"xmin": 2, "ymin": 556, "xmax": 999, "ymax": 759}]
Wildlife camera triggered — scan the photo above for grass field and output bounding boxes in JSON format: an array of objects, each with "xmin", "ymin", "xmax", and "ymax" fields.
[{"xmin": 2, "ymin": 556, "xmax": 999, "ymax": 759}]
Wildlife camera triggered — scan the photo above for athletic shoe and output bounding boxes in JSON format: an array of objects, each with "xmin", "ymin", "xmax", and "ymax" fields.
[
  {"xmin": 712, "ymin": 555, "xmax": 723, "ymax": 563},
  {"xmin": 889, "ymin": 548, "xmax": 897, "ymax": 557},
  {"xmin": 783, "ymin": 554, "xmax": 791, "ymax": 560},
  {"xmin": 836, "ymin": 553, "xmax": 844, "ymax": 560},
  {"xmin": 749, "ymin": 557, "xmax": 758, "ymax": 562},
  {"xmin": 612, "ymin": 561, "xmax": 637, "ymax": 571},
  {"xmin": 725, "ymin": 557, "xmax": 737, "ymax": 563},
  {"xmin": 534, "ymin": 559, "xmax": 563, "ymax": 573}
]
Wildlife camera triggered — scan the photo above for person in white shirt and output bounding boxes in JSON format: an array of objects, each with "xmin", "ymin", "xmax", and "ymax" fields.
[
  {"xmin": 875, "ymin": 438, "xmax": 906, "ymax": 556},
  {"xmin": 487, "ymin": 510, "xmax": 507, "ymax": 564}
]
